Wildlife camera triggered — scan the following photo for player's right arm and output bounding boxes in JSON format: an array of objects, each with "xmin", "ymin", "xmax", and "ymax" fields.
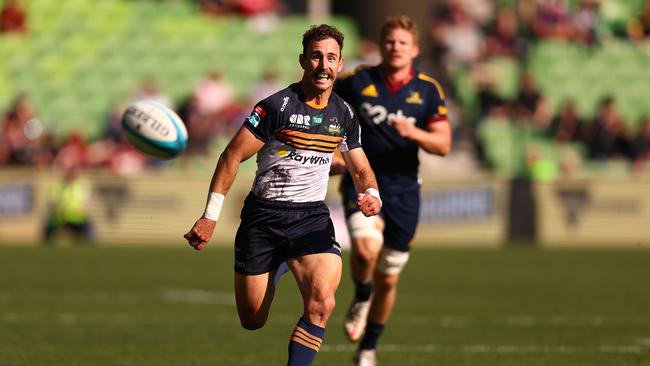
[
  {"xmin": 184, "ymin": 126, "xmax": 263, "ymax": 250},
  {"xmin": 341, "ymin": 147, "xmax": 381, "ymax": 217}
]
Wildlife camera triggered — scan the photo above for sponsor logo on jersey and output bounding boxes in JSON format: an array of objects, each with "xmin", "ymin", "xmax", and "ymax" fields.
[
  {"xmin": 361, "ymin": 102, "xmax": 416, "ymax": 126},
  {"xmin": 406, "ymin": 91, "xmax": 423, "ymax": 105},
  {"xmin": 280, "ymin": 96, "xmax": 289, "ymax": 112},
  {"xmin": 361, "ymin": 84, "xmax": 379, "ymax": 97},
  {"xmin": 289, "ymin": 114, "xmax": 311, "ymax": 128},
  {"xmin": 286, "ymin": 151, "xmax": 330, "ymax": 165},
  {"xmin": 312, "ymin": 113, "xmax": 324, "ymax": 126}
]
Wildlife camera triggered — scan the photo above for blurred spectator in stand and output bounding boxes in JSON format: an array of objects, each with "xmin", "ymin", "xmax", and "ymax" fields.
[
  {"xmin": 485, "ymin": 7, "xmax": 529, "ymax": 59},
  {"xmin": 546, "ymin": 100, "xmax": 586, "ymax": 143},
  {"xmin": 632, "ymin": 116, "xmax": 650, "ymax": 166},
  {"xmin": 440, "ymin": 0, "xmax": 485, "ymax": 73},
  {"xmin": 249, "ymin": 69, "xmax": 283, "ymax": 107},
  {"xmin": 342, "ymin": 38, "xmax": 381, "ymax": 73},
  {"xmin": 587, "ymin": 96, "xmax": 634, "ymax": 161},
  {"xmin": 183, "ymin": 70, "xmax": 236, "ymax": 156},
  {"xmin": 2, "ymin": 93, "xmax": 38, "ymax": 165},
  {"xmin": 43, "ymin": 162, "xmax": 95, "ymax": 244},
  {"xmin": 0, "ymin": 0, "xmax": 26, "ymax": 34},
  {"xmin": 133, "ymin": 78, "xmax": 173, "ymax": 109},
  {"xmin": 627, "ymin": 0, "xmax": 650, "ymax": 41},
  {"xmin": 198, "ymin": 0, "xmax": 235, "ymax": 16},
  {"xmin": 531, "ymin": 0, "xmax": 575, "ymax": 40},
  {"xmin": 572, "ymin": 0, "xmax": 600, "ymax": 46},
  {"xmin": 54, "ymin": 132, "xmax": 90, "ymax": 171},
  {"xmin": 514, "ymin": 70, "xmax": 542, "ymax": 120}
]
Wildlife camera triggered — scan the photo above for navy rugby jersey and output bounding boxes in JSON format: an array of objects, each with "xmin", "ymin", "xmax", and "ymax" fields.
[
  {"xmin": 244, "ymin": 83, "xmax": 361, "ymax": 202},
  {"xmin": 335, "ymin": 66, "xmax": 448, "ymax": 192}
]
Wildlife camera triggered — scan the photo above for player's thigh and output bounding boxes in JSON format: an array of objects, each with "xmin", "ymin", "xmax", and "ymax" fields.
[
  {"xmin": 234, "ymin": 272, "xmax": 274, "ymax": 316},
  {"xmin": 287, "ymin": 253, "xmax": 342, "ymax": 301}
]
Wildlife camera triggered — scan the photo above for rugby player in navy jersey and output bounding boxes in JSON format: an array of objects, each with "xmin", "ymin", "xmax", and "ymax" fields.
[
  {"xmin": 333, "ymin": 16, "xmax": 452, "ymax": 366},
  {"xmin": 184, "ymin": 24, "xmax": 382, "ymax": 366}
]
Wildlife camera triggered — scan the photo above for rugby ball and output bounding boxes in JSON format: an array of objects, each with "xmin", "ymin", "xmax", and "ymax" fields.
[{"xmin": 121, "ymin": 100, "xmax": 188, "ymax": 159}]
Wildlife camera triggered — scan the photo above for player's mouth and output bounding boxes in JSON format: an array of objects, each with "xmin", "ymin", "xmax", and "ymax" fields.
[{"xmin": 313, "ymin": 72, "xmax": 332, "ymax": 82}]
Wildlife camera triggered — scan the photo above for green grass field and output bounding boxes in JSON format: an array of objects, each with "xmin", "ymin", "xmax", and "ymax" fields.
[{"xmin": 1, "ymin": 246, "xmax": 649, "ymax": 366}]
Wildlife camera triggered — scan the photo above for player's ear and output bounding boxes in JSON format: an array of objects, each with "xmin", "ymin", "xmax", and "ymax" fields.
[
  {"xmin": 299, "ymin": 53, "xmax": 306, "ymax": 70},
  {"xmin": 412, "ymin": 44, "xmax": 420, "ymax": 59},
  {"xmin": 338, "ymin": 56, "xmax": 344, "ymax": 73}
]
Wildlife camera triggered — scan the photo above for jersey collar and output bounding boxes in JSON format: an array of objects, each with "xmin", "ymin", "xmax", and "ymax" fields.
[{"xmin": 378, "ymin": 66, "xmax": 415, "ymax": 94}]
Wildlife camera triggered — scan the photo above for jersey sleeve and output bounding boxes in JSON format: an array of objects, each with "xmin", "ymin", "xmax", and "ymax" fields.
[
  {"xmin": 243, "ymin": 100, "xmax": 281, "ymax": 142},
  {"xmin": 423, "ymin": 78, "xmax": 449, "ymax": 127},
  {"xmin": 338, "ymin": 100, "xmax": 362, "ymax": 152}
]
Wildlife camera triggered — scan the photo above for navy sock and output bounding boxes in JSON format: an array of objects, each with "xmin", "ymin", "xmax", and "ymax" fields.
[
  {"xmin": 287, "ymin": 318, "xmax": 325, "ymax": 366},
  {"xmin": 354, "ymin": 280, "xmax": 373, "ymax": 302},
  {"xmin": 359, "ymin": 321, "xmax": 384, "ymax": 350}
]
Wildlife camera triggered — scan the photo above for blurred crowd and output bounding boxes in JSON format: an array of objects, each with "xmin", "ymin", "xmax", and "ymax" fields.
[
  {"xmin": 426, "ymin": 0, "xmax": 650, "ymax": 178},
  {"xmin": 2, "ymin": 0, "xmax": 650, "ymax": 180}
]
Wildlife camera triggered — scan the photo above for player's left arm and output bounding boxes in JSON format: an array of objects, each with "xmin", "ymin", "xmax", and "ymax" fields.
[
  {"xmin": 341, "ymin": 148, "xmax": 381, "ymax": 217},
  {"xmin": 391, "ymin": 117, "xmax": 451, "ymax": 156}
]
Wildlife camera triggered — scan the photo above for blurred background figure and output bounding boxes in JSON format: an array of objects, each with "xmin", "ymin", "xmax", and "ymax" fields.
[
  {"xmin": 43, "ymin": 162, "xmax": 95, "ymax": 244},
  {"xmin": 0, "ymin": 0, "xmax": 26, "ymax": 33}
]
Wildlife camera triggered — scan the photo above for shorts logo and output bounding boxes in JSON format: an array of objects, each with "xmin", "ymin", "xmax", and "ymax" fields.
[{"xmin": 289, "ymin": 114, "xmax": 311, "ymax": 128}]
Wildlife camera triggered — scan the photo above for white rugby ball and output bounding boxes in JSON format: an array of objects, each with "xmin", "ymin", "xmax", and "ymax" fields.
[{"xmin": 121, "ymin": 100, "xmax": 188, "ymax": 159}]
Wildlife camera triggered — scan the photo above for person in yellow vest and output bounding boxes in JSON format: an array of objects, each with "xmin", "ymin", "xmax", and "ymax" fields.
[{"xmin": 44, "ymin": 164, "xmax": 94, "ymax": 243}]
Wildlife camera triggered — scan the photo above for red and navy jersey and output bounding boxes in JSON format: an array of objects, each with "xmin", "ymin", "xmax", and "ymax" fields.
[
  {"xmin": 244, "ymin": 83, "xmax": 361, "ymax": 202},
  {"xmin": 335, "ymin": 66, "xmax": 448, "ymax": 192}
]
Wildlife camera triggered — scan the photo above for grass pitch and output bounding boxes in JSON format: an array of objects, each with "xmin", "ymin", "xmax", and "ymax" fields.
[{"xmin": 1, "ymin": 245, "xmax": 649, "ymax": 366}]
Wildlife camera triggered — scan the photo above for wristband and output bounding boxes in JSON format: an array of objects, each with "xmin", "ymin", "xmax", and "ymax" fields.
[
  {"xmin": 364, "ymin": 187, "xmax": 382, "ymax": 208},
  {"xmin": 203, "ymin": 192, "xmax": 225, "ymax": 221}
]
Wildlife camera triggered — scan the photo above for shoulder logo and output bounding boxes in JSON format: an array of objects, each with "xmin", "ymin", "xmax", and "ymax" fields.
[
  {"xmin": 246, "ymin": 105, "xmax": 266, "ymax": 127},
  {"xmin": 280, "ymin": 96, "xmax": 290, "ymax": 112},
  {"xmin": 361, "ymin": 84, "xmax": 379, "ymax": 98},
  {"xmin": 406, "ymin": 91, "xmax": 423, "ymax": 105}
]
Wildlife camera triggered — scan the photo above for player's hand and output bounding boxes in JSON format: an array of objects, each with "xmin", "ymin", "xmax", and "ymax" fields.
[
  {"xmin": 183, "ymin": 217, "xmax": 216, "ymax": 251},
  {"xmin": 357, "ymin": 192, "xmax": 381, "ymax": 217},
  {"xmin": 390, "ymin": 116, "xmax": 416, "ymax": 139}
]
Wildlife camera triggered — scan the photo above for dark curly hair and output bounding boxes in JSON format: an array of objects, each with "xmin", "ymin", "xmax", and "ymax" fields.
[{"xmin": 302, "ymin": 24, "xmax": 344, "ymax": 55}]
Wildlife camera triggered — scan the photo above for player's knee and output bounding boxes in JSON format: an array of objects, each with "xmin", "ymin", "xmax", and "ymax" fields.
[
  {"xmin": 353, "ymin": 240, "xmax": 381, "ymax": 266},
  {"xmin": 306, "ymin": 293, "xmax": 336, "ymax": 320},
  {"xmin": 375, "ymin": 272, "xmax": 400, "ymax": 290},
  {"xmin": 347, "ymin": 211, "xmax": 383, "ymax": 244},
  {"xmin": 239, "ymin": 315, "xmax": 267, "ymax": 331},
  {"xmin": 376, "ymin": 247, "xmax": 410, "ymax": 276}
]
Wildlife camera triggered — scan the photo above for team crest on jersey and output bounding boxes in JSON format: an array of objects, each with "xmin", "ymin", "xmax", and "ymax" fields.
[
  {"xmin": 312, "ymin": 113, "xmax": 324, "ymax": 126},
  {"xmin": 327, "ymin": 122, "xmax": 343, "ymax": 135},
  {"xmin": 361, "ymin": 84, "xmax": 379, "ymax": 97},
  {"xmin": 406, "ymin": 91, "xmax": 423, "ymax": 105}
]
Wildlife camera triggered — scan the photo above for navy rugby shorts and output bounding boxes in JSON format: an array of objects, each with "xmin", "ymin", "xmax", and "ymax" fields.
[
  {"xmin": 234, "ymin": 193, "xmax": 341, "ymax": 275},
  {"xmin": 341, "ymin": 179, "xmax": 420, "ymax": 252}
]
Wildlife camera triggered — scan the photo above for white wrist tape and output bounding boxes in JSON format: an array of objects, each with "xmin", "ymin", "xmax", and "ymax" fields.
[
  {"xmin": 203, "ymin": 192, "xmax": 225, "ymax": 221},
  {"xmin": 364, "ymin": 187, "xmax": 382, "ymax": 208}
]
